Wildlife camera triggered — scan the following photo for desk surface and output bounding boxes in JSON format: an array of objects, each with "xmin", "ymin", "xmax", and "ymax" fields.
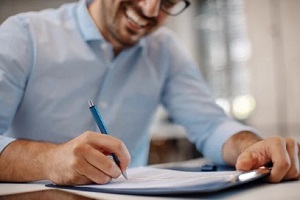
[{"xmin": 1, "ymin": 159, "xmax": 299, "ymax": 200}]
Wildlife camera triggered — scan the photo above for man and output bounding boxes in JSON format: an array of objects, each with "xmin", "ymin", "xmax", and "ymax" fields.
[{"xmin": 0, "ymin": 0, "xmax": 299, "ymax": 185}]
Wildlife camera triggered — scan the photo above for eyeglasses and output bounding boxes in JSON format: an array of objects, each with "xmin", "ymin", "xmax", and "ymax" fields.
[{"xmin": 160, "ymin": 0, "xmax": 191, "ymax": 16}]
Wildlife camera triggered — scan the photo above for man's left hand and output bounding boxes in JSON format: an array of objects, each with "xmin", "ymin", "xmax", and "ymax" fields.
[{"xmin": 236, "ymin": 137, "xmax": 300, "ymax": 182}]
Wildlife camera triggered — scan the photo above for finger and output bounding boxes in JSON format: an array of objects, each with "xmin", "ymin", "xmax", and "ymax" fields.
[
  {"xmin": 77, "ymin": 158, "xmax": 112, "ymax": 185},
  {"xmin": 267, "ymin": 138, "xmax": 290, "ymax": 183},
  {"xmin": 84, "ymin": 144, "xmax": 121, "ymax": 178},
  {"xmin": 236, "ymin": 151, "xmax": 259, "ymax": 171},
  {"xmin": 282, "ymin": 138, "xmax": 300, "ymax": 180},
  {"xmin": 82, "ymin": 132, "xmax": 131, "ymax": 171}
]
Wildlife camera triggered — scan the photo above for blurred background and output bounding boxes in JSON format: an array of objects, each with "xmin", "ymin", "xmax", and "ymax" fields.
[{"xmin": 1, "ymin": 0, "xmax": 299, "ymax": 164}]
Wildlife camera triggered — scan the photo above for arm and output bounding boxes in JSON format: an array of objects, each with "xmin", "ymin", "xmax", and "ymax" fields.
[
  {"xmin": 152, "ymin": 29, "xmax": 299, "ymax": 183},
  {"xmin": 0, "ymin": 15, "xmax": 132, "ymax": 185},
  {"xmin": 157, "ymin": 30, "xmax": 259, "ymax": 166},
  {"xmin": 0, "ymin": 131, "xmax": 131, "ymax": 185},
  {"xmin": 223, "ymin": 131, "xmax": 300, "ymax": 182}
]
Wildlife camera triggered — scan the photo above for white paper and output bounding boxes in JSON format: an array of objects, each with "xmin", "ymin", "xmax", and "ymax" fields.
[{"xmin": 78, "ymin": 167, "xmax": 242, "ymax": 190}]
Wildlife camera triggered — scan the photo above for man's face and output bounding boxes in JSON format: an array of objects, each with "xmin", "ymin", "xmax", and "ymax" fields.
[{"xmin": 90, "ymin": 0, "xmax": 169, "ymax": 51}]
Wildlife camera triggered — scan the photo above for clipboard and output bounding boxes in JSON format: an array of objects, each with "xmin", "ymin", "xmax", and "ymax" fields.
[{"xmin": 46, "ymin": 166, "xmax": 270, "ymax": 196}]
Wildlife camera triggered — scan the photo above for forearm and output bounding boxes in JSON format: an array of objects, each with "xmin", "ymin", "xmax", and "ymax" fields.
[
  {"xmin": 0, "ymin": 132, "xmax": 131, "ymax": 185},
  {"xmin": 0, "ymin": 140, "xmax": 58, "ymax": 182},
  {"xmin": 222, "ymin": 131, "xmax": 262, "ymax": 166}
]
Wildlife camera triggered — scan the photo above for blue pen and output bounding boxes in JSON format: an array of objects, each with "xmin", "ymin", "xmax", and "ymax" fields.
[{"xmin": 88, "ymin": 100, "xmax": 128, "ymax": 180}]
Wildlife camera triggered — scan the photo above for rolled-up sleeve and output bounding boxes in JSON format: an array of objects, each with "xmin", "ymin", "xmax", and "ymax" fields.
[
  {"xmin": 202, "ymin": 120, "xmax": 259, "ymax": 165},
  {"xmin": 0, "ymin": 136, "xmax": 16, "ymax": 153}
]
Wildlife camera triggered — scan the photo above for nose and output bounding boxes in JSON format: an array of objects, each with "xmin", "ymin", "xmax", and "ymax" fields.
[{"xmin": 138, "ymin": 0, "xmax": 161, "ymax": 17}]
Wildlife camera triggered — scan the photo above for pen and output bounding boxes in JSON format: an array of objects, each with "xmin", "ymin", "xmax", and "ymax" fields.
[{"xmin": 88, "ymin": 100, "xmax": 128, "ymax": 180}]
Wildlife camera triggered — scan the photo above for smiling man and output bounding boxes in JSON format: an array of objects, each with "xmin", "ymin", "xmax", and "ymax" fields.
[
  {"xmin": 0, "ymin": 0, "xmax": 299, "ymax": 185},
  {"xmin": 89, "ymin": 0, "xmax": 174, "ymax": 54}
]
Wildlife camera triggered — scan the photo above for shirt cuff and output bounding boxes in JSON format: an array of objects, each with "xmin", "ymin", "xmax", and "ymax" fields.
[
  {"xmin": 0, "ymin": 136, "xmax": 16, "ymax": 153},
  {"xmin": 202, "ymin": 120, "xmax": 260, "ymax": 165}
]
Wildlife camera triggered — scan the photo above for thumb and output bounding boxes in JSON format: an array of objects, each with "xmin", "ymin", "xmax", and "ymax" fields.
[{"xmin": 236, "ymin": 151, "xmax": 259, "ymax": 171}]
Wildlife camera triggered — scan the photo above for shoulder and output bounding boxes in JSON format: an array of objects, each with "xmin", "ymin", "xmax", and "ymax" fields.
[
  {"xmin": 143, "ymin": 27, "xmax": 196, "ymax": 68},
  {"xmin": 142, "ymin": 27, "xmax": 185, "ymax": 60},
  {"xmin": 144, "ymin": 27, "xmax": 182, "ymax": 50},
  {"xmin": 2, "ymin": 2, "xmax": 78, "ymax": 33}
]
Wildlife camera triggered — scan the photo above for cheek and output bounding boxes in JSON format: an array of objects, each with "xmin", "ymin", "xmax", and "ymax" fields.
[{"xmin": 107, "ymin": 6, "xmax": 125, "ymax": 29}]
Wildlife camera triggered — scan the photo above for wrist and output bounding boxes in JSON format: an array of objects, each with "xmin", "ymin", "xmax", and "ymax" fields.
[
  {"xmin": 222, "ymin": 131, "xmax": 262, "ymax": 166},
  {"xmin": 41, "ymin": 143, "xmax": 60, "ymax": 181}
]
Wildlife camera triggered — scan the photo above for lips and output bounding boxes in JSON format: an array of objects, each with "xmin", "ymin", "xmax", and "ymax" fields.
[{"xmin": 124, "ymin": 6, "xmax": 149, "ymax": 30}]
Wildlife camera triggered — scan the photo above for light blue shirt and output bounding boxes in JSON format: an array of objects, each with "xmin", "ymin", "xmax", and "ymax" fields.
[{"xmin": 0, "ymin": 0, "xmax": 257, "ymax": 167}]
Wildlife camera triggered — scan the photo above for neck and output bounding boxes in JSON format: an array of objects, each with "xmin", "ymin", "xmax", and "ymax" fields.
[{"xmin": 88, "ymin": 1, "xmax": 124, "ymax": 56}]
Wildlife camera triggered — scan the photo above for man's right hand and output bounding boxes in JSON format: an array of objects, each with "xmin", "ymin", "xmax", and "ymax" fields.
[
  {"xmin": 0, "ymin": 131, "xmax": 131, "ymax": 185},
  {"xmin": 46, "ymin": 131, "xmax": 131, "ymax": 185}
]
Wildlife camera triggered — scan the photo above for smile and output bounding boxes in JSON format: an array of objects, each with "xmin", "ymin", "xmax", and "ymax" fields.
[{"xmin": 125, "ymin": 7, "xmax": 149, "ymax": 28}]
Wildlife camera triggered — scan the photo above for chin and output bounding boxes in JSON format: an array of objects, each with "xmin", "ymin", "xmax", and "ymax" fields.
[
  {"xmin": 120, "ymin": 40, "xmax": 139, "ymax": 48},
  {"xmin": 118, "ymin": 33, "xmax": 143, "ymax": 47}
]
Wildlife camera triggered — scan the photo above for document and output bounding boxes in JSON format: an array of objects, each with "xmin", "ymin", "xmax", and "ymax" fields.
[{"xmin": 47, "ymin": 166, "xmax": 270, "ymax": 195}]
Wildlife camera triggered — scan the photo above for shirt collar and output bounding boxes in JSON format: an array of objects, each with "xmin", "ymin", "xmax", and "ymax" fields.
[
  {"xmin": 76, "ymin": 0, "xmax": 103, "ymax": 41},
  {"xmin": 76, "ymin": 0, "xmax": 145, "ymax": 48}
]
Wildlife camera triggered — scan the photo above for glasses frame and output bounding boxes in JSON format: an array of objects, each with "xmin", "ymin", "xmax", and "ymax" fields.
[{"xmin": 160, "ymin": 0, "xmax": 191, "ymax": 16}]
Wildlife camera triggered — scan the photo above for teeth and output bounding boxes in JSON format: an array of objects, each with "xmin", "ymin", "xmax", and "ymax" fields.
[{"xmin": 126, "ymin": 8, "xmax": 148, "ymax": 27}]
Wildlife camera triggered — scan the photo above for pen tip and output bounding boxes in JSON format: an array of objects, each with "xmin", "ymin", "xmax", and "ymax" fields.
[
  {"xmin": 122, "ymin": 171, "xmax": 128, "ymax": 180},
  {"xmin": 88, "ymin": 100, "xmax": 94, "ymax": 107}
]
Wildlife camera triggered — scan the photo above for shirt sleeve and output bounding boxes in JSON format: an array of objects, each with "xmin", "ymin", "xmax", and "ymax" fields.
[
  {"xmin": 202, "ymin": 120, "xmax": 259, "ymax": 165},
  {"xmin": 0, "ymin": 15, "xmax": 32, "ymax": 153},
  {"xmin": 160, "ymin": 30, "xmax": 260, "ymax": 165}
]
